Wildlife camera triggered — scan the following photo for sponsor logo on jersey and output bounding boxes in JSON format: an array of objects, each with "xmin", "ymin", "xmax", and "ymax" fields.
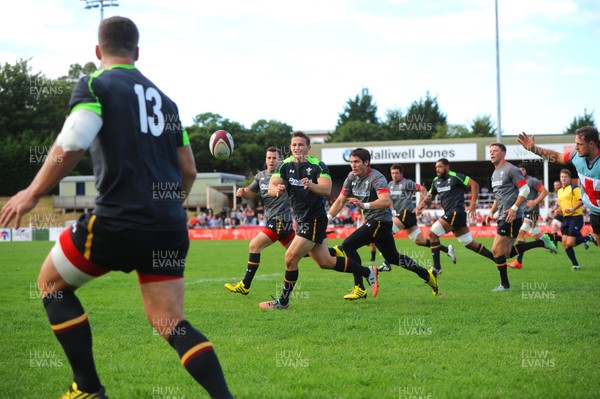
[{"xmin": 288, "ymin": 178, "xmax": 304, "ymax": 187}]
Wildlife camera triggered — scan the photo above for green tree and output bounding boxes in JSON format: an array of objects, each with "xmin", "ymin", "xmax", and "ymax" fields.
[
  {"xmin": 399, "ymin": 92, "xmax": 447, "ymax": 140},
  {"xmin": 336, "ymin": 88, "xmax": 378, "ymax": 127},
  {"xmin": 469, "ymin": 114, "xmax": 497, "ymax": 137},
  {"xmin": 249, "ymin": 119, "xmax": 293, "ymax": 163},
  {"xmin": 67, "ymin": 62, "xmax": 98, "ymax": 81},
  {"xmin": 329, "ymin": 88, "xmax": 380, "ymax": 142},
  {"xmin": 0, "ymin": 59, "xmax": 78, "ymax": 194},
  {"xmin": 431, "ymin": 124, "xmax": 470, "ymax": 139},
  {"xmin": 563, "ymin": 109, "xmax": 596, "ymax": 134},
  {"xmin": 328, "ymin": 120, "xmax": 384, "ymax": 143},
  {"xmin": 380, "ymin": 108, "xmax": 405, "ymax": 140}
]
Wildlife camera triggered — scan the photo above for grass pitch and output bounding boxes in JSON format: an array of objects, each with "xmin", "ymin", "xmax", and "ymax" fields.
[{"xmin": 1, "ymin": 238, "xmax": 599, "ymax": 398}]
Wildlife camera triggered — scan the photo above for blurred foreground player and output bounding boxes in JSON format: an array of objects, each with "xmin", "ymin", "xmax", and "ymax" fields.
[{"xmin": 0, "ymin": 16, "xmax": 233, "ymax": 399}]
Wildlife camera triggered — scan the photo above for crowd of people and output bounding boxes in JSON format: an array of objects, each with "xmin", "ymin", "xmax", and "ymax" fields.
[{"xmin": 188, "ymin": 189, "xmax": 595, "ymax": 229}]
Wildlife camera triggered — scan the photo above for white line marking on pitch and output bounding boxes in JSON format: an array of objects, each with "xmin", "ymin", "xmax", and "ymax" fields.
[{"xmin": 185, "ymin": 273, "xmax": 281, "ymax": 286}]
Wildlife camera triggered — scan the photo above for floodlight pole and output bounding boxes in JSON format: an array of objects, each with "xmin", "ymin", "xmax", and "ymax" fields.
[
  {"xmin": 495, "ymin": 0, "xmax": 502, "ymax": 142},
  {"xmin": 81, "ymin": 0, "xmax": 120, "ymax": 22}
]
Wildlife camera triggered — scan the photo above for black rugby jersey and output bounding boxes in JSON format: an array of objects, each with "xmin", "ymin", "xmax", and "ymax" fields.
[
  {"xmin": 429, "ymin": 171, "xmax": 469, "ymax": 212},
  {"xmin": 69, "ymin": 65, "xmax": 188, "ymax": 230},
  {"xmin": 272, "ymin": 156, "xmax": 330, "ymax": 222}
]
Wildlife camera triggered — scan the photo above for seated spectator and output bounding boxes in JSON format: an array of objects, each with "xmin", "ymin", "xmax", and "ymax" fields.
[
  {"xmin": 187, "ymin": 215, "xmax": 199, "ymax": 228},
  {"xmin": 246, "ymin": 207, "xmax": 255, "ymax": 225},
  {"xmin": 256, "ymin": 213, "xmax": 267, "ymax": 227},
  {"xmin": 255, "ymin": 201, "xmax": 264, "ymax": 216}
]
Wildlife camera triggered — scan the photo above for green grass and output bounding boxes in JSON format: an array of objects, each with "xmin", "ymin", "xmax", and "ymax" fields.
[{"xmin": 1, "ymin": 239, "xmax": 599, "ymax": 399}]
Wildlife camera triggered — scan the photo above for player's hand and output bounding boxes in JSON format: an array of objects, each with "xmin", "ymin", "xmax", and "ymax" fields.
[
  {"xmin": 467, "ymin": 205, "xmax": 476, "ymax": 220},
  {"xmin": 526, "ymin": 200, "xmax": 536, "ymax": 209},
  {"xmin": 236, "ymin": 188, "xmax": 245, "ymax": 197},
  {"xmin": 518, "ymin": 132, "xmax": 535, "ymax": 151},
  {"xmin": 505, "ymin": 208, "xmax": 516, "ymax": 223},
  {"xmin": 275, "ymin": 184, "xmax": 286, "ymax": 197},
  {"xmin": 564, "ymin": 208, "xmax": 573, "ymax": 216},
  {"xmin": 300, "ymin": 177, "xmax": 311, "ymax": 190},
  {"xmin": 0, "ymin": 188, "xmax": 39, "ymax": 228},
  {"xmin": 347, "ymin": 197, "xmax": 360, "ymax": 207},
  {"xmin": 485, "ymin": 213, "xmax": 493, "ymax": 225}
]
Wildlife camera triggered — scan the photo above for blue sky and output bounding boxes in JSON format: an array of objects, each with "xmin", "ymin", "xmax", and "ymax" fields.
[{"xmin": 1, "ymin": 0, "xmax": 599, "ymax": 135}]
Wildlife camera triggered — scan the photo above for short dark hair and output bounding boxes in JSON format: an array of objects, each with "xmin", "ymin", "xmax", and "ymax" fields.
[
  {"xmin": 350, "ymin": 148, "xmax": 370, "ymax": 164},
  {"xmin": 266, "ymin": 146, "xmax": 279, "ymax": 155},
  {"xmin": 390, "ymin": 163, "xmax": 403, "ymax": 173},
  {"xmin": 291, "ymin": 131, "xmax": 310, "ymax": 146},
  {"xmin": 436, "ymin": 158, "xmax": 450, "ymax": 166},
  {"xmin": 575, "ymin": 126, "xmax": 599, "ymax": 145},
  {"xmin": 560, "ymin": 169, "xmax": 571, "ymax": 178},
  {"xmin": 518, "ymin": 163, "xmax": 527, "ymax": 172},
  {"xmin": 490, "ymin": 142, "xmax": 507, "ymax": 152},
  {"xmin": 98, "ymin": 16, "xmax": 139, "ymax": 58}
]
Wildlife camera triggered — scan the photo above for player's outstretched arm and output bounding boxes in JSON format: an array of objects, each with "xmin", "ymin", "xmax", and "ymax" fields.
[
  {"xmin": 518, "ymin": 132, "xmax": 566, "ymax": 165},
  {"xmin": 0, "ymin": 144, "xmax": 84, "ymax": 228}
]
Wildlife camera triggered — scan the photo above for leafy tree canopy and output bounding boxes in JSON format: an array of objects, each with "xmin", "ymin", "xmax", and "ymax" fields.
[{"xmin": 563, "ymin": 109, "xmax": 596, "ymax": 134}]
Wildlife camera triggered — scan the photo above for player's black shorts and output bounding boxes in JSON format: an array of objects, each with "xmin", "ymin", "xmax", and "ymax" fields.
[
  {"xmin": 263, "ymin": 215, "xmax": 295, "ymax": 245},
  {"xmin": 52, "ymin": 213, "xmax": 189, "ymax": 286},
  {"xmin": 523, "ymin": 210, "xmax": 539, "ymax": 223},
  {"xmin": 592, "ymin": 213, "xmax": 600, "ymax": 234},
  {"xmin": 395, "ymin": 209, "xmax": 417, "ymax": 229},
  {"xmin": 296, "ymin": 214, "xmax": 328, "ymax": 244},
  {"xmin": 497, "ymin": 218, "xmax": 523, "ymax": 238},
  {"xmin": 441, "ymin": 210, "xmax": 468, "ymax": 230},
  {"xmin": 342, "ymin": 220, "xmax": 398, "ymax": 265},
  {"xmin": 561, "ymin": 215, "xmax": 584, "ymax": 237}
]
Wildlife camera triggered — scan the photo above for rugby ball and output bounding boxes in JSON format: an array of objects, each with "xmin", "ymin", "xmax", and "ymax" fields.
[{"xmin": 209, "ymin": 130, "xmax": 234, "ymax": 160}]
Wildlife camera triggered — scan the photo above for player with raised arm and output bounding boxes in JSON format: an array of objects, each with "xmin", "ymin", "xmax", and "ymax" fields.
[
  {"xmin": 518, "ymin": 126, "xmax": 600, "ymax": 246},
  {"xmin": 416, "ymin": 158, "xmax": 496, "ymax": 276},
  {"xmin": 485, "ymin": 143, "xmax": 557, "ymax": 292},
  {"xmin": 378, "ymin": 163, "xmax": 455, "ymax": 272},
  {"xmin": 327, "ymin": 150, "xmax": 439, "ymax": 300},
  {"xmin": 258, "ymin": 132, "xmax": 379, "ymax": 310},
  {"xmin": 225, "ymin": 147, "xmax": 295, "ymax": 295},
  {"xmin": 508, "ymin": 163, "xmax": 549, "ymax": 269},
  {"xmin": 0, "ymin": 17, "xmax": 233, "ymax": 398}
]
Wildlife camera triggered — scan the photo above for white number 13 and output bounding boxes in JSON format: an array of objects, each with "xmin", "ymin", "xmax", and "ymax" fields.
[{"xmin": 134, "ymin": 84, "xmax": 165, "ymax": 136}]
